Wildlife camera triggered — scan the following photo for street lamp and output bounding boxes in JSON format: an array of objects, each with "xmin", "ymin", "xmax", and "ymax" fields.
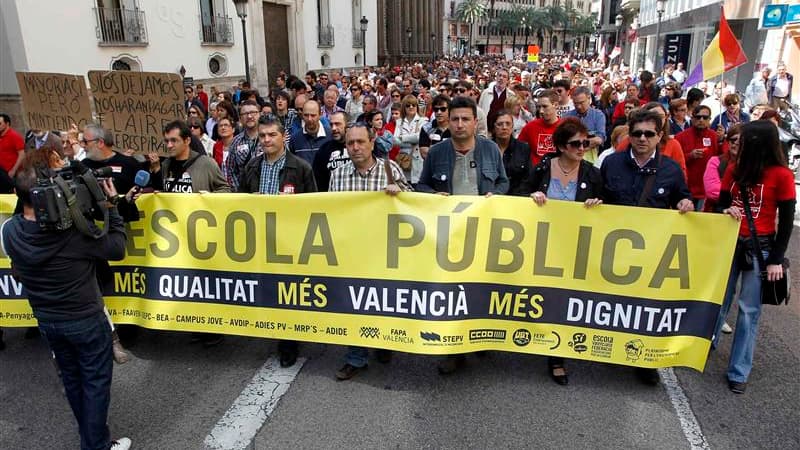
[
  {"xmin": 406, "ymin": 26, "xmax": 412, "ymax": 56},
  {"xmin": 360, "ymin": 16, "xmax": 368, "ymax": 68},
  {"xmin": 447, "ymin": 34, "xmax": 451, "ymax": 56},
  {"xmin": 614, "ymin": 13, "xmax": 623, "ymax": 52},
  {"xmin": 232, "ymin": 0, "xmax": 250, "ymax": 86},
  {"xmin": 655, "ymin": 0, "xmax": 666, "ymax": 72},
  {"xmin": 594, "ymin": 23, "xmax": 601, "ymax": 55},
  {"xmin": 431, "ymin": 33, "xmax": 436, "ymax": 61}
]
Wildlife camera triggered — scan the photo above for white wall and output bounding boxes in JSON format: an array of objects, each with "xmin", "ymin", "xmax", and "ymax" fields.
[
  {"xmin": 6, "ymin": 0, "xmax": 246, "ymax": 83},
  {"xmin": 302, "ymin": 0, "xmax": 377, "ymax": 71}
]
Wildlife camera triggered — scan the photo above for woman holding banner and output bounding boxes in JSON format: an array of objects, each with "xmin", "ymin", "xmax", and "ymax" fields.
[
  {"xmin": 526, "ymin": 117, "xmax": 603, "ymax": 385},
  {"xmin": 716, "ymin": 120, "xmax": 795, "ymax": 394}
]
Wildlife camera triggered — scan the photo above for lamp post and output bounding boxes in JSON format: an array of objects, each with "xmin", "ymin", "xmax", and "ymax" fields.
[
  {"xmin": 594, "ymin": 23, "xmax": 601, "ymax": 55},
  {"xmin": 447, "ymin": 34, "xmax": 451, "ymax": 56},
  {"xmin": 360, "ymin": 16, "xmax": 368, "ymax": 68},
  {"xmin": 232, "ymin": 0, "xmax": 250, "ymax": 86},
  {"xmin": 614, "ymin": 13, "xmax": 623, "ymax": 52},
  {"xmin": 406, "ymin": 26, "xmax": 412, "ymax": 57},
  {"xmin": 431, "ymin": 33, "xmax": 436, "ymax": 61},
  {"xmin": 655, "ymin": 0, "xmax": 666, "ymax": 72}
]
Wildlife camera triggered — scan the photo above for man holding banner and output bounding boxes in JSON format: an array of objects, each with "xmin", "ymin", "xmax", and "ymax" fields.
[
  {"xmin": 239, "ymin": 116, "xmax": 317, "ymax": 367},
  {"xmin": 600, "ymin": 109, "xmax": 694, "ymax": 385},
  {"xmin": 330, "ymin": 122, "xmax": 410, "ymax": 380}
]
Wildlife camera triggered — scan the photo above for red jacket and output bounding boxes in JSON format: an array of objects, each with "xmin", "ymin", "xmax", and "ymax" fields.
[{"xmin": 675, "ymin": 127, "xmax": 721, "ymax": 199}]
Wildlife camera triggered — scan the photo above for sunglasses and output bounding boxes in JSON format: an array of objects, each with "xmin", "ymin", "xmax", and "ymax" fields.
[
  {"xmin": 405, "ymin": 104, "xmax": 417, "ymax": 108},
  {"xmin": 693, "ymin": 115, "xmax": 710, "ymax": 120},
  {"xmin": 567, "ymin": 139, "xmax": 591, "ymax": 148},
  {"xmin": 350, "ymin": 87, "xmax": 360, "ymax": 91},
  {"xmin": 727, "ymin": 136, "xmax": 739, "ymax": 143},
  {"xmin": 454, "ymin": 88, "xmax": 468, "ymax": 93},
  {"xmin": 433, "ymin": 106, "xmax": 448, "ymax": 112},
  {"xmin": 630, "ymin": 130, "xmax": 658, "ymax": 138}
]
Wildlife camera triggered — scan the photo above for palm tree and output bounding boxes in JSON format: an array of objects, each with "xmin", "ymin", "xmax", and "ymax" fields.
[
  {"xmin": 456, "ymin": 0, "xmax": 487, "ymax": 55},
  {"xmin": 485, "ymin": 0, "xmax": 496, "ymax": 52},
  {"xmin": 495, "ymin": 9, "xmax": 518, "ymax": 54},
  {"xmin": 573, "ymin": 14, "xmax": 597, "ymax": 53},
  {"xmin": 524, "ymin": 7, "xmax": 552, "ymax": 49},
  {"xmin": 547, "ymin": 3, "xmax": 570, "ymax": 53},
  {"xmin": 509, "ymin": 3, "xmax": 525, "ymax": 53}
]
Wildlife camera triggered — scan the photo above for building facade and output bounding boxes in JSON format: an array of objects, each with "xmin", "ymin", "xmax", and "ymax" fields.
[
  {"xmin": 616, "ymin": 0, "xmax": 799, "ymax": 98},
  {"xmin": 0, "ymin": 0, "xmax": 379, "ymax": 127},
  {"xmin": 376, "ymin": 0, "xmax": 445, "ymax": 65}
]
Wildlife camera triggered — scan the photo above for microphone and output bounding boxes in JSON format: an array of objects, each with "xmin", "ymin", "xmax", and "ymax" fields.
[{"xmin": 130, "ymin": 170, "xmax": 151, "ymax": 197}]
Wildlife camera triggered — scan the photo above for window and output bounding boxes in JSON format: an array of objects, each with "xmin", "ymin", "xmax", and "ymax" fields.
[
  {"xmin": 208, "ymin": 53, "xmax": 228, "ymax": 76},
  {"xmin": 110, "ymin": 54, "xmax": 141, "ymax": 71},
  {"xmin": 317, "ymin": 0, "xmax": 334, "ymax": 47},
  {"xmin": 199, "ymin": 0, "xmax": 233, "ymax": 44},
  {"xmin": 94, "ymin": 0, "xmax": 148, "ymax": 45}
]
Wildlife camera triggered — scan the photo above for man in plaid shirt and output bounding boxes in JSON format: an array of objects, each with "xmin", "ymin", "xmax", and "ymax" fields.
[
  {"xmin": 330, "ymin": 122, "xmax": 411, "ymax": 380},
  {"xmin": 225, "ymin": 100, "xmax": 262, "ymax": 191}
]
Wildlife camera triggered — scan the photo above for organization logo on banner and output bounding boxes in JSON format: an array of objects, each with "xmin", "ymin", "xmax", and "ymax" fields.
[
  {"xmin": 359, "ymin": 327, "xmax": 380, "ymax": 339},
  {"xmin": 468, "ymin": 329, "xmax": 507, "ymax": 342},
  {"xmin": 420, "ymin": 331, "xmax": 463, "ymax": 346},
  {"xmin": 512, "ymin": 329, "xmax": 532, "ymax": 347},
  {"xmin": 420, "ymin": 331, "xmax": 441, "ymax": 342},
  {"xmin": 568, "ymin": 333, "xmax": 588, "ymax": 353},
  {"xmin": 625, "ymin": 339, "xmax": 645, "ymax": 362}
]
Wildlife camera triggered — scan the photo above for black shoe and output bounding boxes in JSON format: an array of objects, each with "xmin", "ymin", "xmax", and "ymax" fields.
[
  {"xmin": 549, "ymin": 364, "xmax": 569, "ymax": 386},
  {"xmin": 24, "ymin": 327, "xmax": 40, "ymax": 339},
  {"xmin": 437, "ymin": 355, "xmax": 466, "ymax": 375},
  {"xmin": 375, "ymin": 349, "xmax": 393, "ymax": 364},
  {"xmin": 728, "ymin": 379, "xmax": 747, "ymax": 394},
  {"xmin": 635, "ymin": 368, "xmax": 660, "ymax": 386},
  {"xmin": 336, "ymin": 363, "xmax": 366, "ymax": 381},
  {"xmin": 201, "ymin": 334, "xmax": 224, "ymax": 348},
  {"xmin": 279, "ymin": 350, "xmax": 298, "ymax": 368}
]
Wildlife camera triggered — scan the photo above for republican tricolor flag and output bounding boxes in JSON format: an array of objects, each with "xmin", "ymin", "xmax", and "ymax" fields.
[{"xmin": 684, "ymin": 6, "xmax": 747, "ymax": 87}]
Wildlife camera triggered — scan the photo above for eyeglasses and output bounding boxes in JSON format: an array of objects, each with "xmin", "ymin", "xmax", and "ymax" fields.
[
  {"xmin": 726, "ymin": 103, "xmax": 739, "ymax": 107},
  {"xmin": 391, "ymin": 94, "xmax": 401, "ymax": 97},
  {"xmin": 693, "ymin": 114, "xmax": 710, "ymax": 120},
  {"xmin": 727, "ymin": 136, "xmax": 739, "ymax": 143},
  {"xmin": 189, "ymin": 110, "xmax": 199, "ymax": 115},
  {"xmin": 566, "ymin": 139, "xmax": 591, "ymax": 148},
  {"xmin": 242, "ymin": 111, "xmax": 260, "ymax": 116},
  {"xmin": 80, "ymin": 138, "xmax": 98, "ymax": 145},
  {"xmin": 630, "ymin": 130, "xmax": 658, "ymax": 138},
  {"xmin": 454, "ymin": 88, "xmax": 468, "ymax": 93},
  {"xmin": 405, "ymin": 104, "xmax": 417, "ymax": 108},
  {"xmin": 433, "ymin": 106, "xmax": 448, "ymax": 112},
  {"xmin": 350, "ymin": 87, "xmax": 360, "ymax": 91}
]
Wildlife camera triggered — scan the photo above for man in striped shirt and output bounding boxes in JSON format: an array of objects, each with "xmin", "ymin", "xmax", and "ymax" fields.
[{"xmin": 330, "ymin": 123, "xmax": 411, "ymax": 380}]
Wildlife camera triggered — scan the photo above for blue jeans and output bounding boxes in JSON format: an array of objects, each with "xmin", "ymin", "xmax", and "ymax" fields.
[
  {"xmin": 38, "ymin": 311, "xmax": 113, "ymax": 450},
  {"xmin": 713, "ymin": 249, "xmax": 767, "ymax": 383},
  {"xmin": 345, "ymin": 346, "xmax": 369, "ymax": 368}
]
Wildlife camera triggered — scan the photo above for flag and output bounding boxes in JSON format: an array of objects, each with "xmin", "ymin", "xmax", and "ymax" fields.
[
  {"xmin": 609, "ymin": 46, "xmax": 621, "ymax": 61},
  {"xmin": 684, "ymin": 6, "xmax": 747, "ymax": 87}
]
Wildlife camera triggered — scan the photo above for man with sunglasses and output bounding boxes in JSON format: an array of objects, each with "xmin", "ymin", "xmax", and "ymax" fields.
[
  {"xmin": 675, "ymin": 105, "xmax": 721, "ymax": 210},
  {"xmin": 453, "ymin": 80, "xmax": 488, "ymax": 137},
  {"xmin": 601, "ymin": 109, "xmax": 693, "ymax": 386},
  {"xmin": 419, "ymin": 95, "xmax": 452, "ymax": 158}
]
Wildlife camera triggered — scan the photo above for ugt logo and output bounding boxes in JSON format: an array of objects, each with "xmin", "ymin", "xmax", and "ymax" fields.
[{"xmin": 568, "ymin": 333, "xmax": 588, "ymax": 353}]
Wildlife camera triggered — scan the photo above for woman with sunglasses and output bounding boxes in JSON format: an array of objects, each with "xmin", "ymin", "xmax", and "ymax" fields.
[
  {"xmin": 704, "ymin": 124, "xmax": 742, "ymax": 213},
  {"xmin": 526, "ymin": 117, "xmax": 603, "ymax": 386},
  {"xmin": 188, "ymin": 105, "xmax": 206, "ymax": 123},
  {"xmin": 712, "ymin": 94, "xmax": 750, "ymax": 142},
  {"xmin": 393, "ymin": 95, "xmax": 428, "ymax": 184},
  {"xmin": 188, "ymin": 117, "xmax": 215, "ymax": 157},
  {"xmin": 345, "ymin": 82, "xmax": 364, "ymax": 123},
  {"xmin": 715, "ymin": 120, "xmax": 795, "ymax": 394}
]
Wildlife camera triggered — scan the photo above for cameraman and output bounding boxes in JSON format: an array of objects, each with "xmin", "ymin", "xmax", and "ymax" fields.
[{"xmin": 1, "ymin": 166, "xmax": 132, "ymax": 450}]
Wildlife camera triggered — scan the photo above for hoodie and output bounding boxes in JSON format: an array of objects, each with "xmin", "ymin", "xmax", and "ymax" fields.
[{"xmin": 1, "ymin": 207, "xmax": 127, "ymax": 322}]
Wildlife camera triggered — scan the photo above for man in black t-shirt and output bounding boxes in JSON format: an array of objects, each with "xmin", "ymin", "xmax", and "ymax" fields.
[
  {"xmin": 419, "ymin": 95, "xmax": 452, "ymax": 158},
  {"xmin": 312, "ymin": 111, "xmax": 349, "ymax": 191}
]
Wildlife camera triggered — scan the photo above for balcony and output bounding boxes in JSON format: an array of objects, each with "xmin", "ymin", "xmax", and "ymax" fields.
[
  {"xmin": 200, "ymin": 14, "xmax": 234, "ymax": 45},
  {"xmin": 318, "ymin": 25, "xmax": 335, "ymax": 48},
  {"xmin": 352, "ymin": 29, "xmax": 364, "ymax": 48},
  {"xmin": 93, "ymin": 7, "xmax": 148, "ymax": 46}
]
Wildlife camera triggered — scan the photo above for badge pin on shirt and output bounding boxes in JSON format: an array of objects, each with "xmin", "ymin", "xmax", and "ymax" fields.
[
  {"xmin": 658, "ymin": 188, "xmax": 665, "ymax": 195},
  {"xmin": 440, "ymin": 174, "xmax": 447, "ymax": 181}
]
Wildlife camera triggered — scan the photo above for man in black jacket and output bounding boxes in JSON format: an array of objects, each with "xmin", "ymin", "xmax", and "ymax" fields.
[
  {"xmin": 1, "ymin": 167, "xmax": 131, "ymax": 450},
  {"xmin": 239, "ymin": 116, "xmax": 316, "ymax": 367},
  {"xmin": 600, "ymin": 108, "xmax": 693, "ymax": 386}
]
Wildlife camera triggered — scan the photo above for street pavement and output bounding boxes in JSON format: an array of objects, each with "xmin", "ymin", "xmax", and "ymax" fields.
[{"xmin": 2, "ymin": 234, "xmax": 800, "ymax": 449}]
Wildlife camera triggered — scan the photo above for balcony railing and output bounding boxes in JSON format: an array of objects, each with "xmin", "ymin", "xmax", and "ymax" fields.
[
  {"xmin": 352, "ymin": 29, "xmax": 364, "ymax": 48},
  {"xmin": 318, "ymin": 25, "xmax": 335, "ymax": 47},
  {"xmin": 200, "ymin": 14, "xmax": 234, "ymax": 45},
  {"xmin": 93, "ymin": 7, "xmax": 147, "ymax": 45}
]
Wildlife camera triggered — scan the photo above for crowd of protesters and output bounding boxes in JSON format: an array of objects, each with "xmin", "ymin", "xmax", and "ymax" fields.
[{"xmin": 0, "ymin": 53, "xmax": 795, "ymax": 449}]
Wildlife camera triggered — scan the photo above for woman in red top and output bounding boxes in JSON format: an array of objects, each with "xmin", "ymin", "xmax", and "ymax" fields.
[
  {"xmin": 212, "ymin": 117, "xmax": 236, "ymax": 186},
  {"xmin": 716, "ymin": 120, "xmax": 796, "ymax": 394}
]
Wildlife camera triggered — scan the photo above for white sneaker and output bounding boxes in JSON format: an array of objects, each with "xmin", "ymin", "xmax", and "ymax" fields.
[
  {"xmin": 721, "ymin": 322, "xmax": 733, "ymax": 334},
  {"xmin": 110, "ymin": 437, "xmax": 132, "ymax": 449}
]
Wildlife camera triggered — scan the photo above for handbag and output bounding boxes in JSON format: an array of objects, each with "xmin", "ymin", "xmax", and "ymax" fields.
[{"xmin": 740, "ymin": 185, "xmax": 791, "ymax": 305}]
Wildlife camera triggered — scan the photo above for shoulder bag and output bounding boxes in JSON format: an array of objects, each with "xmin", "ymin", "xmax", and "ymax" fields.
[{"xmin": 741, "ymin": 185, "xmax": 791, "ymax": 305}]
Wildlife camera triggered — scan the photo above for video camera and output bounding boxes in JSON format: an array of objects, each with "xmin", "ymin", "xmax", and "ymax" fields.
[{"xmin": 30, "ymin": 164, "xmax": 112, "ymax": 238}]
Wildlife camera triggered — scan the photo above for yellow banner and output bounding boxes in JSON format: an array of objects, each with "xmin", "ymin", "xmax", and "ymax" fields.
[{"xmin": 0, "ymin": 193, "xmax": 738, "ymax": 370}]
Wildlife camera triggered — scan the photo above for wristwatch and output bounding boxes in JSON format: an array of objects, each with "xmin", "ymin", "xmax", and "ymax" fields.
[{"xmin": 107, "ymin": 194, "xmax": 125, "ymax": 206}]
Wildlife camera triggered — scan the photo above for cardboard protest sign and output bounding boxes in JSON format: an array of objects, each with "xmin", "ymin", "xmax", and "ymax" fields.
[
  {"xmin": 88, "ymin": 71, "xmax": 185, "ymax": 155},
  {"xmin": 15, "ymin": 72, "xmax": 93, "ymax": 131}
]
